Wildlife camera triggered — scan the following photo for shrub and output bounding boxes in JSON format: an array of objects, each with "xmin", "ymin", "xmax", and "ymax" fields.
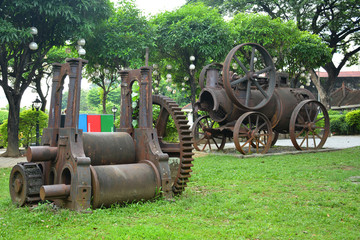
[
  {"xmin": 0, "ymin": 109, "xmax": 48, "ymax": 147},
  {"xmin": 345, "ymin": 110, "xmax": 360, "ymax": 133},
  {"xmin": 330, "ymin": 115, "xmax": 350, "ymax": 135}
]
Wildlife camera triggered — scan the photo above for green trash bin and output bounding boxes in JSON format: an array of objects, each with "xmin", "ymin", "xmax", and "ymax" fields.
[{"xmin": 101, "ymin": 114, "xmax": 114, "ymax": 132}]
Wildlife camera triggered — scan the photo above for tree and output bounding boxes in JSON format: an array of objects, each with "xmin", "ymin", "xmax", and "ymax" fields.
[
  {"xmin": 230, "ymin": 13, "xmax": 332, "ymax": 87},
  {"xmin": 151, "ymin": 3, "xmax": 233, "ymax": 120},
  {"xmin": 0, "ymin": 0, "xmax": 112, "ymax": 156},
  {"xmin": 85, "ymin": 0, "xmax": 154, "ymax": 114},
  {"xmin": 0, "ymin": 109, "xmax": 48, "ymax": 148},
  {"xmin": 189, "ymin": 0, "xmax": 360, "ymax": 108}
]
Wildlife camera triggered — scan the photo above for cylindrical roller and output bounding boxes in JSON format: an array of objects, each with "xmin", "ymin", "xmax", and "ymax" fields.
[
  {"xmin": 83, "ymin": 132, "xmax": 135, "ymax": 165},
  {"xmin": 40, "ymin": 184, "xmax": 70, "ymax": 200},
  {"xmin": 27, "ymin": 146, "xmax": 58, "ymax": 162},
  {"xmin": 90, "ymin": 163, "xmax": 160, "ymax": 208}
]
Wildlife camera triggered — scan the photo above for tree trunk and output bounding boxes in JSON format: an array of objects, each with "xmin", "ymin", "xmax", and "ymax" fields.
[
  {"xmin": 189, "ymin": 71, "xmax": 198, "ymax": 123},
  {"xmin": 102, "ymin": 90, "xmax": 108, "ymax": 114},
  {"xmin": 309, "ymin": 69, "xmax": 330, "ymax": 109},
  {"xmin": 2, "ymin": 94, "xmax": 21, "ymax": 157}
]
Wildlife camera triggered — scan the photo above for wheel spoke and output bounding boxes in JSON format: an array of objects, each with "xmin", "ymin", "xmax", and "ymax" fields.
[
  {"xmin": 245, "ymin": 79, "xmax": 251, "ymax": 106},
  {"xmin": 257, "ymin": 122, "xmax": 266, "ymax": 131},
  {"xmin": 255, "ymin": 66, "xmax": 272, "ymax": 76},
  {"xmin": 314, "ymin": 116, "xmax": 325, "ymax": 123},
  {"xmin": 296, "ymin": 128, "xmax": 305, "ymax": 138},
  {"xmin": 258, "ymin": 138, "xmax": 265, "ymax": 147},
  {"xmin": 312, "ymin": 131, "xmax": 317, "ymax": 148},
  {"xmin": 250, "ymin": 47, "xmax": 256, "ymax": 72},
  {"xmin": 231, "ymin": 76, "xmax": 248, "ymax": 86},
  {"xmin": 211, "ymin": 137, "xmax": 220, "ymax": 149},
  {"xmin": 305, "ymin": 105, "xmax": 311, "ymax": 122},
  {"xmin": 233, "ymin": 55, "xmax": 248, "ymax": 73},
  {"xmin": 253, "ymin": 80, "xmax": 268, "ymax": 99},
  {"xmin": 241, "ymin": 137, "xmax": 253, "ymax": 149}
]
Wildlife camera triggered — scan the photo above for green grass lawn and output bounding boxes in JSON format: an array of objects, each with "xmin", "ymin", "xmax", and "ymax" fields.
[{"xmin": 1, "ymin": 147, "xmax": 359, "ymax": 239}]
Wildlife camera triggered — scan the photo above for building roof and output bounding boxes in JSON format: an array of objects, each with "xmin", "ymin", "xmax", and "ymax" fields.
[
  {"xmin": 330, "ymin": 82, "xmax": 360, "ymax": 107},
  {"xmin": 319, "ymin": 71, "xmax": 360, "ymax": 78}
]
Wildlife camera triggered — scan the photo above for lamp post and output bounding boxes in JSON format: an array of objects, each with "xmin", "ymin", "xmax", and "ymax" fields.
[
  {"xmin": 33, "ymin": 97, "xmax": 42, "ymax": 146},
  {"xmin": 111, "ymin": 105, "xmax": 118, "ymax": 132}
]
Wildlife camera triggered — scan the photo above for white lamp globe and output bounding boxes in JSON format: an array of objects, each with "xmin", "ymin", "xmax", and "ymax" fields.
[
  {"xmin": 78, "ymin": 47, "xmax": 86, "ymax": 56},
  {"xmin": 29, "ymin": 42, "xmax": 38, "ymax": 50},
  {"xmin": 77, "ymin": 38, "xmax": 86, "ymax": 46},
  {"xmin": 30, "ymin": 27, "xmax": 38, "ymax": 35}
]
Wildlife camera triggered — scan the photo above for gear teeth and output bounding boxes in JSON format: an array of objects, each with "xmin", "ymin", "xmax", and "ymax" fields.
[{"xmin": 153, "ymin": 95, "xmax": 194, "ymax": 195}]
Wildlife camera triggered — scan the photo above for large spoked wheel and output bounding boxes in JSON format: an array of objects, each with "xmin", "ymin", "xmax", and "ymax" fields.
[
  {"xmin": 233, "ymin": 112, "xmax": 273, "ymax": 155},
  {"xmin": 152, "ymin": 95, "xmax": 194, "ymax": 194},
  {"xmin": 199, "ymin": 63, "xmax": 223, "ymax": 89},
  {"xmin": 222, "ymin": 43, "xmax": 276, "ymax": 110},
  {"xmin": 289, "ymin": 100, "xmax": 330, "ymax": 150},
  {"xmin": 192, "ymin": 115, "xmax": 226, "ymax": 151}
]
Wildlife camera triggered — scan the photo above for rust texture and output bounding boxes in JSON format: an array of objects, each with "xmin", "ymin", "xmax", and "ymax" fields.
[
  {"xmin": 10, "ymin": 56, "xmax": 194, "ymax": 210},
  {"xmin": 193, "ymin": 43, "xmax": 330, "ymax": 154}
]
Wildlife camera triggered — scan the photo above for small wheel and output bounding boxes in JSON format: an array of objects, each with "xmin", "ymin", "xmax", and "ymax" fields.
[
  {"xmin": 222, "ymin": 43, "xmax": 276, "ymax": 110},
  {"xmin": 199, "ymin": 63, "xmax": 223, "ymax": 89},
  {"xmin": 289, "ymin": 100, "xmax": 330, "ymax": 150},
  {"xmin": 192, "ymin": 115, "xmax": 226, "ymax": 151},
  {"xmin": 233, "ymin": 112, "xmax": 272, "ymax": 154},
  {"xmin": 9, "ymin": 163, "xmax": 43, "ymax": 206}
]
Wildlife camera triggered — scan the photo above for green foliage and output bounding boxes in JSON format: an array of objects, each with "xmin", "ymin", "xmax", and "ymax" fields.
[
  {"xmin": 0, "ymin": 110, "xmax": 8, "ymax": 125},
  {"xmin": 62, "ymin": 89, "xmax": 91, "ymax": 112},
  {"xmin": 87, "ymin": 87, "xmax": 102, "ymax": 110},
  {"xmin": 0, "ymin": 110, "xmax": 48, "ymax": 147},
  {"xmin": 345, "ymin": 110, "xmax": 360, "ymax": 133},
  {"xmin": 329, "ymin": 109, "xmax": 360, "ymax": 135},
  {"xmin": 152, "ymin": 3, "xmax": 232, "ymax": 68},
  {"xmin": 86, "ymin": 0, "xmax": 154, "ymax": 71},
  {"xmin": 230, "ymin": 13, "xmax": 332, "ymax": 83},
  {"xmin": 330, "ymin": 115, "xmax": 350, "ymax": 135},
  {"xmin": 0, "ymin": 0, "xmax": 112, "ymax": 154}
]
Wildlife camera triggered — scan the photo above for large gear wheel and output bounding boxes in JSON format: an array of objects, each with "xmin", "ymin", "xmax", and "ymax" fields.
[
  {"xmin": 9, "ymin": 162, "xmax": 43, "ymax": 206},
  {"xmin": 152, "ymin": 95, "xmax": 194, "ymax": 195}
]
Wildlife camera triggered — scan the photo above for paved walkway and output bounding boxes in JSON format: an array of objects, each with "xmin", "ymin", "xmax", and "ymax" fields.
[{"xmin": 1, "ymin": 135, "xmax": 359, "ymax": 168}]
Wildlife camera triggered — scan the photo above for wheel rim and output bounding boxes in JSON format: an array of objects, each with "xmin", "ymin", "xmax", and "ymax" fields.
[
  {"xmin": 289, "ymin": 100, "xmax": 330, "ymax": 150},
  {"xmin": 192, "ymin": 115, "xmax": 226, "ymax": 151},
  {"xmin": 152, "ymin": 95, "xmax": 194, "ymax": 194},
  {"xmin": 233, "ymin": 112, "xmax": 272, "ymax": 154},
  {"xmin": 223, "ymin": 43, "xmax": 276, "ymax": 110},
  {"xmin": 9, "ymin": 165, "xmax": 27, "ymax": 206}
]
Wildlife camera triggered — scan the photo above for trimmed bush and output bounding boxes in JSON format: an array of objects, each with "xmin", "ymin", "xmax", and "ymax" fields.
[
  {"xmin": 345, "ymin": 110, "xmax": 360, "ymax": 133},
  {"xmin": 330, "ymin": 115, "xmax": 350, "ymax": 135}
]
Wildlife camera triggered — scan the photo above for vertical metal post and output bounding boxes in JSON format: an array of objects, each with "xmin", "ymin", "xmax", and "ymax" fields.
[
  {"xmin": 113, "ymin": 111, "xmax": 116, "ymax": 132},
  {"xmin": 36, "ymin": 108, "xmax": 39, "ymax": 146}
]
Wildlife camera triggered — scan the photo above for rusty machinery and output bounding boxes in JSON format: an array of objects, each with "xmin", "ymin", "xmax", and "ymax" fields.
[
  {"xmin": 193, "ymin": 43, "xmax": 330, "ymax": 154},
  {"xmin": 9, "ymin": 58, "xmax": 193, "ymax": 210}
]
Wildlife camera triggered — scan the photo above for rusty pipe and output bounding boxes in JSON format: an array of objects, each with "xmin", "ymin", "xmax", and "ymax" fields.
[
  {"xmin": 40, "ymin": 184, "xmax": 70, "ymax": 200},
  {"xmin": 27, "ymin": 146, "xmax": 58, "ymax": 162},
  {"xmin": 90, "ymin": 163, "xmax": 160, "ymax": 208},
  {"xmin": 83, "ymin": 132, "xmax": 135, "ymax": 165}
]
